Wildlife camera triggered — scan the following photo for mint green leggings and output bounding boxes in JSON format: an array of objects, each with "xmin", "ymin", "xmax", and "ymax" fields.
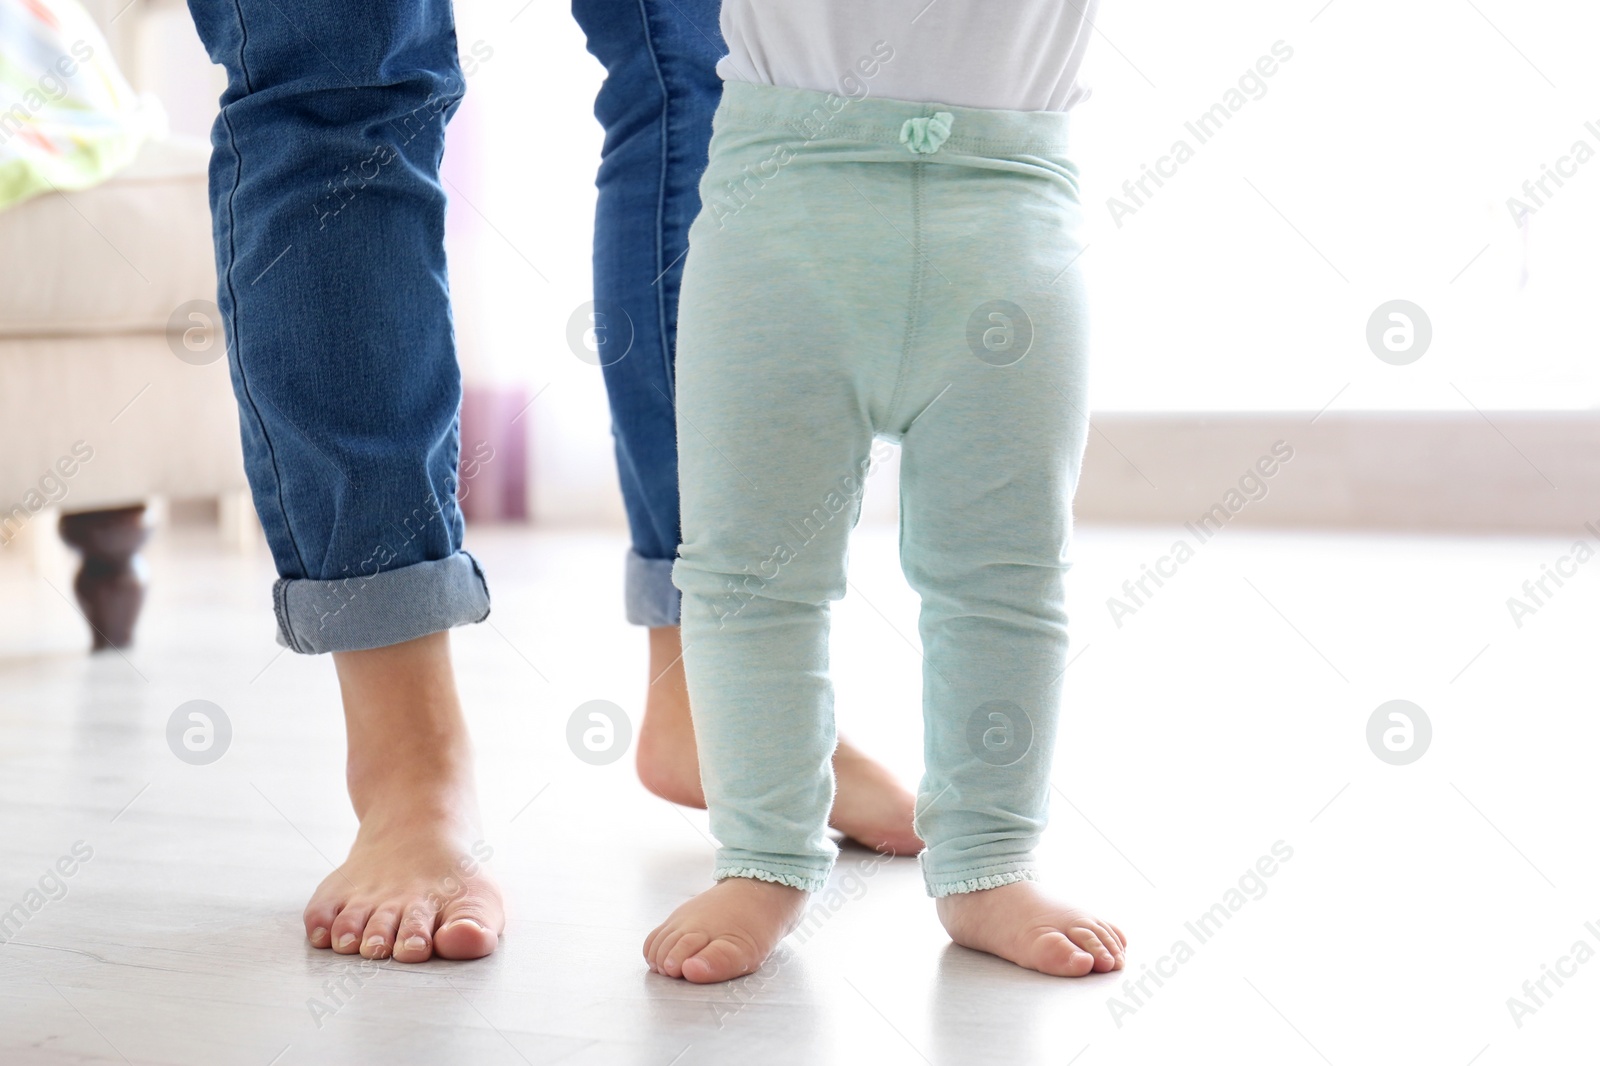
[{"xmin": 672, "ymin": 83, "xmax": 1090, "ymax": 897}]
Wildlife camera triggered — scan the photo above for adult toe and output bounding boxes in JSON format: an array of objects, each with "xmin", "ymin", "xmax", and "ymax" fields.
[
  {"xmin": 392, "ymin": 903, "xmax": 438, "ymax": 963},
  {"xmin": 304, "ymin": 900, "xmax": 340, "ymax": 949},
  {"xmin": 434, "ymin": 893, "xmax": 501, "ymax": 960},
  {"xmin": 330, "ymin": 904, "xmax": 373, "ymax": 955},
  {"xmin": 361, "ymin": 909, "xmax": 402, "ymax": 959}
]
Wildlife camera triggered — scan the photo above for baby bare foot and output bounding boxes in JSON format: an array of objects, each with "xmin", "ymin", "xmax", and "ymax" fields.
[
  {"xmin": 936, "ymin": 880, "xmax": 1126, "ymax": 977},
  {"xmin": 637, "ymin": 625, "xmax": 922, "ymax": 855},
  {"xmin": 302, "ymin": 633, "xmax": 505, "ymax": 964},
  {"xmin": 644, "ymin": 878, "xmax": 808, "ymax": 984}
]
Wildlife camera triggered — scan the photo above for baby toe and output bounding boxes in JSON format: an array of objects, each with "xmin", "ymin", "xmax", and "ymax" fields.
[
  {"xmin": 682, "ymin": 936, "xmax": 758, "ymax": 984},
  {"xmin": 1066, "ymin": 925, "xmax": 1117, "ymax": 971},
  {"xmin": 662, "ymin": 931, "xmax": 711, "ymax": 979},
  {"xmin": 1032, "ymin": 930, "xmax": 1096, "ymax": 977}
]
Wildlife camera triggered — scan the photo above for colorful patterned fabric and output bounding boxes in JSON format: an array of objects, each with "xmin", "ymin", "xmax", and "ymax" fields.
[{"xmin": 0, "ymin": 0, "xmax": 159, "ymax": 210}]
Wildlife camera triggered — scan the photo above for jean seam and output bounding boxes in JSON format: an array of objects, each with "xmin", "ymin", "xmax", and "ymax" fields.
[
  {"xmin": 271, "ymin": 579, "xmax": 302, "ymax": 653},
  {"xmin": 217, "ymin": 0, "xmax": 309, "ymax": 579},
  {"xmin": 628, "ymin": 0, "xmax": 685, "ymax": 574},
  {"xmin": 465, "ymin": 550, "xmax": 492, "ymax": 621},
  {"xmin": 636, "ymin": 0, "xmax": 676, "ymax": 406}
]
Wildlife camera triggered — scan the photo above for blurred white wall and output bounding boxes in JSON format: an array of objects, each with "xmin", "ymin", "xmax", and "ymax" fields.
[
  {"xmin": 113, "ymin": 0, "xmax": 1600, "ymax": 531},
  {"xmin": 1072, "ymin": 0, "xmax": 1600, "ymax": 414}
]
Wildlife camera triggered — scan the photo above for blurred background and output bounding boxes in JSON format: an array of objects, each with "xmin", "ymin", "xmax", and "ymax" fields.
[
  {"xmin": 2, "ymin": 2, "xmax": 1598, "ymax": 1063},
  {"xmin": 4, "ymin": 0, "xmax": 1597, "ymax": 560}
]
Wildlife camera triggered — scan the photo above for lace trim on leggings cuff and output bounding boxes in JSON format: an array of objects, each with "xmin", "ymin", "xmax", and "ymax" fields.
[
  {"xmin": 714, "ymin": 866, "xmax": 827, "ymax": 893},
  {"xmin": 926, "ymin": 868, "xmax": 1040, "ymax": 898}
]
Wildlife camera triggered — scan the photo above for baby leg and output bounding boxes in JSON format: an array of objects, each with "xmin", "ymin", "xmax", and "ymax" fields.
[
  {"xmin": 644, "ymin": 213, "xmax": 886, "ymax": 981},
  {"xmin": 899, "ymin": 263, "xmax": 1125, "ymax": 976}
]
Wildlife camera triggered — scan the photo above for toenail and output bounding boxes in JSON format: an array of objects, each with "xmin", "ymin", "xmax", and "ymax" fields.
[
  {"xmin": 336, "ymin": 933, "xmax": 356, "ymax": 950},
  {"xmin": 310, "ymin": 927, "xmax": 327, "ymax": 943},
  {"xmin": 403, "ymin": 936, "xmax": 427, "ymax": 952},
  {"xmin": 441, "ymin": 917, "xmax": 486, "ymax": 933},
  {"xmin": 365, "ymin": 936, "xmax": 387, "ymax": 952}
]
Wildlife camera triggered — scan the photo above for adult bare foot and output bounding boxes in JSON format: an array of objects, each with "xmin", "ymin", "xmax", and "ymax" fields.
[
  {"xmin": 635, "ymin": 625, "xmax": 922, "ymax": 855},
  {"xmin": 644, "ymin": 878, "xmax": 808, "ymax": 983},
  {"xmin": 300, "ymin": 632, "xmax": 505, "ymax": 964},
  {"xmin": 829, "ymin": 742, "xmax": 923, "ymax": 855},
  {"xmin": 936, "ymin": 881, "xmax": 1125, "ymax": 977},
  {"xmin": 633, "ymin": 626, "xmax": 703, "ymax": 807}
]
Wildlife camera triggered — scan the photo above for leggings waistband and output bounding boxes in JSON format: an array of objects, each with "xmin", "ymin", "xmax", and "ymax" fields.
[{"xmin": 714, "ymin": 80, "xmax": 1075, "ymax": 161}]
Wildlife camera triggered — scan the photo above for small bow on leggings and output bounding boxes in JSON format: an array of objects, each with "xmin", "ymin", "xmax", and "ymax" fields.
[{"xmin": 900, "ymin": 112, "xmax": 955, "ymax": 154}]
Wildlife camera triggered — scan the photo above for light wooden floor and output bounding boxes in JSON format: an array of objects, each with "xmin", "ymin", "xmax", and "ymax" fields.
[{"xmin": 0, "ymin": 520, "xmax": 1595, "ymax": 1065}]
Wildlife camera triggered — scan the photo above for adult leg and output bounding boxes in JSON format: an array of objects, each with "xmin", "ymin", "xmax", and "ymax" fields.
[
  {"xmin": 570, "ymin": 0, "xmax": 720, "ymax": 812},
  {"xmin": 186, "ymin": 0, "xmax": 500, "ymax": 961},
  {"xmin": 571, "ymin": 0, "xmax": 918, "ymax": 853}
]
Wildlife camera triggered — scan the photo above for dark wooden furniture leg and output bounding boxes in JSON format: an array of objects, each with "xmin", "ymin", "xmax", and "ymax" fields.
[{"xmin": 58, "ymin": 505, "xmax": 151, "ymax": 651}]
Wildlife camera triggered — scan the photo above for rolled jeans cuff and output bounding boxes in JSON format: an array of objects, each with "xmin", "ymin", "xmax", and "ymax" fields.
[
  {"xmin": 625, "ymin": 548, "xmax": 681, "ymax": 627},
  {"xmin": 273, "ymin": 551, "xmax": 491, "ymax": 654}
]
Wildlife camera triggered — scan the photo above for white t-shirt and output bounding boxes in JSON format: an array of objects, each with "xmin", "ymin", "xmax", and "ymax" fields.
[{"xmin": 716, "ymin": 0, "xmax": 1098, "ymax": 113}]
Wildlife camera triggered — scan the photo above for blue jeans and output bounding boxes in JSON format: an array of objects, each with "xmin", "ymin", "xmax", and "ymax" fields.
[
  {"xmin": 186, "ymin": 0, "xmax": 721, "ymax": 651},
  {"xmin": 574, "ymin": 0, "xmax": 724, "ymax": 627}
]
